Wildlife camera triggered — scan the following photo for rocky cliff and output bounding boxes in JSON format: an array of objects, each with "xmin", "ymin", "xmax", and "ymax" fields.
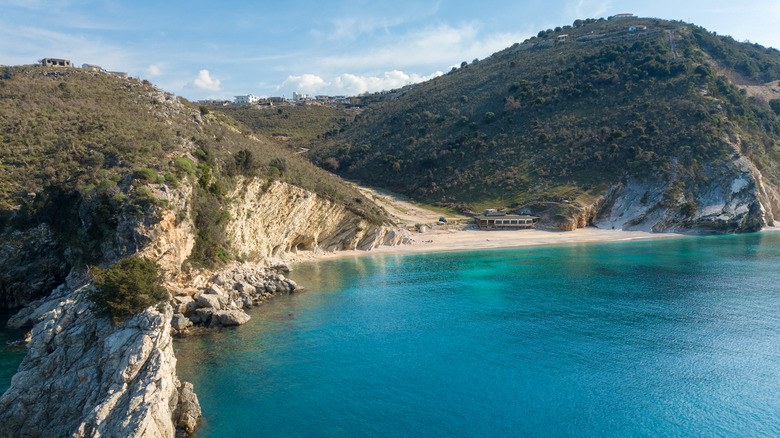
[
  {"xmin": 227, "ymin": 179, "xmax": 410, "ymax": 260},
  {"xmin": 0, "ymin": 284, "xmax": 199, "ymax": 437},
  {"xmin": 595, "ymin": 156, "xmax": 780, "ymax": 232},
  {"xmin": 0, "ymin": 174, "xmax": 409, "ymax": 437}
]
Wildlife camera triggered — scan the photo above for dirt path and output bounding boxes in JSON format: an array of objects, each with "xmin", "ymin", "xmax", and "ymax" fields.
[{"xmin": 356, "ymin": 186, "xmax": 469, "ymax": 225}]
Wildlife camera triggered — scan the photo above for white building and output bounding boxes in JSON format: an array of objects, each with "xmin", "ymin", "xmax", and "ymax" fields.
[
  {"xmin": 234, "ymin": 94, "xmax": 260, "ymax": 105},
  {"xmin": 292, "ymin": 92, "xmax": 314, "ymax": 103}
]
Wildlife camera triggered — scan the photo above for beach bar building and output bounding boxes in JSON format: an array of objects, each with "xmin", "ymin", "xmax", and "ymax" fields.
[{"xmin": 475, "ymin": 209, "xmax": 539, "ymax": 230}]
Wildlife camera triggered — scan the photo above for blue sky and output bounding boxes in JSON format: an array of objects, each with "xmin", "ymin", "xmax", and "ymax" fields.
[{"xmin": 2, "ymin": 0, "xmax": 780, "ymax": 100}]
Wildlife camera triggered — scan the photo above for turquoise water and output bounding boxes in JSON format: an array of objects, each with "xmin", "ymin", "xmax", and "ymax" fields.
[
  {"xmin": 2, "ymin": 233, "xmax": 779, "ymax": 435},
  {"xmin": 0, "ymin": 310, "xmax": 27, "ymax": 395},
  {"xmin": 174, "ymin": 232, "xmax": 780, "ymax": 437}
]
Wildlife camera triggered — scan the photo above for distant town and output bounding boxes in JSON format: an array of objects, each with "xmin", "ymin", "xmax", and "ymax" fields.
[
  {"xmin": 37, "ymin": 56, "xmax": 421, "ymax": 108},
  {"xmin": 200, "ymin": 92, "xmax": 355, "ymax": 108}
]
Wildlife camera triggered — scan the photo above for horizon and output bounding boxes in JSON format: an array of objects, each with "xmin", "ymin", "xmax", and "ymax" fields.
[{"xmin": 2, "ymin": 0, "xmax": 780, "ymax": 100}]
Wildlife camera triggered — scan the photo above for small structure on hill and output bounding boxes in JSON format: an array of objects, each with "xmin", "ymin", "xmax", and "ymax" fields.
[
  {"xmin": 82, "ymin": 63, "xmax": 102, "ymax": 71},
  {"xmin": 557, "ymin": 34, "xmax": 569, "ymax": 42},
  {"xmin": 235, "ymin": 94, "xmax": 260, "ymax": 105},
  {"xmin": 475, "ymin": 209, "xmax": 539, "ymax": 230},
  {"xmin": 610, "ymin": 13, "xmax": 634, "ymax": 19},
  {"xmin": 107, "ymin": 71, "xmax": 128, "ymax": 78},
  {"xmin": 41, "ymin": 58, "xmax": 72, "ymax": 67},
  {"xmin": 628, "ymin": 25, "xmax": 647, "ymax": 31}
]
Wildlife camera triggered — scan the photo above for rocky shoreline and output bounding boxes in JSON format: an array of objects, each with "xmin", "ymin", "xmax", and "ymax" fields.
[
  {"xmin": 0, "ymin": 260, "xmax": 307, "ymax": 437},
  {"xmin": 169, "ymin": 264, "xmax": 301, "ymax": 335}
]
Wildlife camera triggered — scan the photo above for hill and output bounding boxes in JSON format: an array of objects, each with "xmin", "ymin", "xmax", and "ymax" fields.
[
  {"xmin": 0, "ymin": 65, "xmax": 397, "ymax": 307},
  {"xmin": 309, "ymin": 17, "xmax": 780, "ymax": 231}
]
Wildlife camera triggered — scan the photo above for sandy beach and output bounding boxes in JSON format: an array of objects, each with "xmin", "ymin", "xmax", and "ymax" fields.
[
  {"xmin": 288, "ymin": 185, "xmax": 780, "ymax": 264},
  {"xmin": 289, "ymin": 226, "xmax": 692, "ymax": 264}
]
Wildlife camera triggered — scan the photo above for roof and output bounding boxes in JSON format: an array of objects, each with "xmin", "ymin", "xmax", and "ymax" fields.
[{"xmin": 474, "ymin": 213, "xmax": 539, "ymax": 220}]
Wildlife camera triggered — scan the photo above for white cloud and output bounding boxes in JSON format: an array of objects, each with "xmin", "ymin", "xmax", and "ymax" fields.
[
  {"xmin": 567, "ymin": 0, "xmax": 616, "ymax": 21},
  {"xmin": 278, "ymin": 70, "xmax": 443, "ymax": 96},
  {"xmin": 314, "ymin": 2, "xmax": 441, "ymax": 41},
  {"xmin": 191, "ymin": 69, "xmax": 221, "ymax": 91},
  {"xmin": 312, "ymin": 23, "xmax": 527, "ymax": 73},
  {"xmin": 145, "ymin": 64, "xmax": 162, "ymax": 77}
]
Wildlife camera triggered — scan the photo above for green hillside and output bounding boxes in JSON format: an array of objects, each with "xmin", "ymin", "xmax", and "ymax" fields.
[
  {"xmin": 212, "ymin": 104, "xmax": 353, "ymax": 148},
  {"xmin": 0, "ymin": 65, "xmax": 387, "ymax": 267},
  {"xmin": 309, "ymin": 17, "xmax": 780, "ymax": 212}
]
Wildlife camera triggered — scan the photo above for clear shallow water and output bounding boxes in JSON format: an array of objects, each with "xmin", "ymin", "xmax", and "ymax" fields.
[
  {"xmin": 3, "ymin": 233, "xmax": 779, "ymax": 436},
  {"xmin": 175, "ymin": 232, "xmax": 780, "ymax": 437},
  {"xmin": 0, "ymin": 310, "xmax": 28, "ymax": 395},
  {"xmin": 172, "ymin": 233, "xmax": 780, "ymax": 437}
]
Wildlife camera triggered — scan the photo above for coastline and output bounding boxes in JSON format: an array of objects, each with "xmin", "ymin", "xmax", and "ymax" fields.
[
  {"xmin": 288, "ymin": 225, "xmax": 780, "ymax": 264},
  {"xmin": 287, "ymin": 227, "xmax": 688, "ymax": 264}
]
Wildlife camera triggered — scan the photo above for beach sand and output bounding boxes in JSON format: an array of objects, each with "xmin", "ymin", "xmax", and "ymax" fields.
[
  {"xmin": 287, "ymin": 185, "xmax": 780, "ymax": 265},
  {"xmin": 288, "ymin": 227, "xmax": 691, "ymax": 264}
]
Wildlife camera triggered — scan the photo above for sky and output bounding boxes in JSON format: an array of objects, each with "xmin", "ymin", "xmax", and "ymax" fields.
[{"xmin": 2, "ymin": 0, "xmax": 780, "ymax": 101}]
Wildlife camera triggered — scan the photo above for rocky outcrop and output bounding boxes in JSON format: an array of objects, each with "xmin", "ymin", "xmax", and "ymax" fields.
[
  {"xmin": 0, "ymin": 174, "xmax": 412, "ymax": 437},
  {"xmin": 104, "ymin": 184, "xmax": 195, "ymax": 276},
  {"xmin": 171, "ymin": 265, "xmax": 301, "ymax": 334},
  {"xmin": 226, "ymin": 179, "xmax": 410, "ymax": 261},
  {"xmin": 0, "ymin": 285, "xmax": 200, "ymax": 437},
  {"xmin": 595, "ymin": 157, "xmax": 780, "ymax": 232},
  {"xmin": 0, "ymin": 224, "xmax": 69, "ymax": 309}
]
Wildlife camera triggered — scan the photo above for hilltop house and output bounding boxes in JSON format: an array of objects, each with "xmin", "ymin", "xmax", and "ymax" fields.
[
  {"xmin": 234, "ymin": 94, "xmax": 260, "ymax": 105},
  {"xmin": 474, "ymin": 209, "xmax": 539, "ymax": 230},
  {"xmin": 610, "ymin": 13, "xmax": 634, "ymax": 19},
  {"xmin": 292, "ymin": 92, "xmax": 313, "ymax": 103},
  {"xmin": 82, "ymin": 64, "xmax": 102, "ymax": 71},
  {"xmin": 557, "ymin": 34, "xmax": 569, "ymax": 42},
  {"xmin": 41, "ymin": 58, "xmax": 72, "ymax": 67}
]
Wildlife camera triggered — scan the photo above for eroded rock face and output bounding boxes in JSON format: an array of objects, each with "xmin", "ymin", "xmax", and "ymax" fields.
[
  {"xmin": 0, "ymin": 224, "xmax": 69, "ymax": 309},
  {"xmin": 226, "ymin": 179, "xmax": 410, "ymax": 261},
  {"xmin": 595, "ymin": 158, "xmax": 780, "ymax": 233},
  {"xmin": 0, "ymin": 287, "xmax": 200, "ymax": 438}
]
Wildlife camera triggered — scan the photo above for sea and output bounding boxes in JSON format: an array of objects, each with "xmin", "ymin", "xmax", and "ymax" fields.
[{"xmin": 4, "ymin": 232, "xmax": 780, "ymax": 436}]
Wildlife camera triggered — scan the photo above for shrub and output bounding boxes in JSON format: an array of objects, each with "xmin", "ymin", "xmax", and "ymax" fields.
[
  {"xmin": 88, "ymin": 257, "xmax": 169, "ymax": 323},
  {"xmin": 270, "ymin": 157, "xmax": 287, "ymax": 174},
  {"xmin": 173, "ymin": 157, "xmax": 196, "ymax": 177},
  {"xmin": 136, "ymin": 168, "xmax": 157, "ymax": 183}
]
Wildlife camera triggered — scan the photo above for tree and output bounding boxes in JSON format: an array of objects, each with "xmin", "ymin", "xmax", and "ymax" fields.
[
  {"xmin": 89, "ymin": 257, "xmax": 169, "ymax": 323},
  {"xmin": 770, "ymin": 99, "xmax": 780, "ymax": 115}
]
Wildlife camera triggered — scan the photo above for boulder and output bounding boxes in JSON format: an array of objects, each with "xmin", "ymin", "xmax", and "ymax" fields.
[
  {"xmin": 171, "ymin": 313, "xmax": 192, "ymax": 331},
  {"xmin": 197, "ymin": 293, "xmax": 221, "ymax": 310},
  {"xmin": 234, "ymin": 281, "xmax": 256, "ymax": 295},
  {"xmin": 172, "ymin": 295, "xmax": 194, "ymax": 314},
  {"xmin": 271, "ymin": 263, "xmax": 291, "ymax": 274},
  {"xmin": 204, "ymin": 284, "xmax": 225, "ymax": 296},
  {"xmin": 194, "ymin": 308, "xmax": 216, "ymax": 325},
  {"xmin": 175, "ymin": 382, "xmax": 201, "ymax": 434},
  {"xmin": 213, "ymin": 310, "xmax": 250, "ymax": 326},
  {"xmin": 238, "ymin": 293, "xmax": 253, "ymax": 308},
  {"xmin": 183, "ymin": 300, "xmax": 200, "ymax": 316},
  {"xmin": 216, "ymin": 294, "xmax": 230, "ymax": 308}
]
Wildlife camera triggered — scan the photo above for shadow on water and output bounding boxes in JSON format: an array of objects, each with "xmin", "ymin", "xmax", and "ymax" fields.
[{"xmin": 0, "ymin": 309, "xmax": 28, "ymax": 395}]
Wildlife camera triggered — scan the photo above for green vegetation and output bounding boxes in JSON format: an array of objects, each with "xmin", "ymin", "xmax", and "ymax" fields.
[
  {"xmin": 211, "ymin": 104, "xmax": 354, "ymax": 148},
  {"xmin": 309, "ymin": 18, "xmax": 780, "ymax": 215},
  {"xmin": 0, "ymin": 65, "xmax": 389, "ymax": 270},
  {"xmin": 88, "ymin": 257, "xmax": 168, "ymax": 324}
]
